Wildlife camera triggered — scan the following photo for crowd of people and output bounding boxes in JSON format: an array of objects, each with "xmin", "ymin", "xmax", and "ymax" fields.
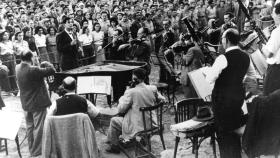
[{"xmin": 1, "ymin": 0, "xmax": 280, "ymax": 157}]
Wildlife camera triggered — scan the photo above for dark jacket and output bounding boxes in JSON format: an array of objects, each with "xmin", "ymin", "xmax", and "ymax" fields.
[
  {"xmin": 0, "ymin": 65, "xmax": 8, "ymax": 109},
  {"xmin": 56, "ymin": 30, "xmax": 79, "ymax": 71},
  {"xmin": 16, "ymin": 62, "xmax": 55, "ymax": 112},
  {"xmin": 243, "ymin": 89, "xmax": 280, "ymax": 157},
  {"xmin": 212, "ymin": 49, "xmax": 250, "ymax": 131}
]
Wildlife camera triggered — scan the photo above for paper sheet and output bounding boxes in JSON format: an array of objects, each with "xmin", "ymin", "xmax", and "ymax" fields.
[
  {"xmin": 0, "ymin": 111, "xmax": 23, "ymax": 140},
  {"xmin": 188, "ymin": 69, "xmax": 214, "ymax": 101},
  {"xmin": 77, "ymin": 76, "xmax": 111, "ymax": 95}
]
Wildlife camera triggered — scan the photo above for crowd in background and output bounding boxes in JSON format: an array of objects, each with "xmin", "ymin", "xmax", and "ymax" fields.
[{"xmin": 0, "ymin": 0, "xmax": 275, "ymax": 94}]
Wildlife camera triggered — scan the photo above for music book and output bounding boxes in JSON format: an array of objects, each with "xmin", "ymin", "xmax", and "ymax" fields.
[
  {"xmin": 188, "ymin": 69, "xmax": 214, "ymax": 101},
  {"xmin": 0, "ymin": 111, "xmax": 23, "ymax": 140},
  {"xmin": 77, "ymin": 76, "xmax": 111, "ymax": 95}
]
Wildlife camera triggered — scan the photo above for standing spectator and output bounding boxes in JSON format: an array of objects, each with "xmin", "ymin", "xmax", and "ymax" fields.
[
  {"xmin": 13, "ymin": 31, "xmax": 30, "ymax": 64},
  {"xmin": 216, "ymin": 0, "xmax": 226, "ymax": 27},
  {"xmin": 207, "ymin": 0, "xmax": 217, "ymax": 20},
  {"xmin": 34, "ymin": 26, "xmax": 49, "ymax": 62},
  {"xmin": 0, "ymin": 62, "xmax": 8, "ymax": 109},
  {"xmin": 23, "ymin": 27, "xmax": 39, "ymax": 63},
  {"xmin": 56, "ymin": 17, "xmax": 80, "ymax": 71},
  {"xmin": 46, "ymin": 26, "xmax": 58, "ymax": 65},
  {"xmin": 16, "ymin": 51, "xmax": 55, "ymax": 157},
  {"xmin": 92, "ymin": 22, "xmax": 105, "ymax": 62},
  {"xmin": 0, "ymin": 31, "xmax": 17, "ymax": 95},
  {"xmin": 78, "ymin": 26, "xmax": 94, "ymax": 65}
]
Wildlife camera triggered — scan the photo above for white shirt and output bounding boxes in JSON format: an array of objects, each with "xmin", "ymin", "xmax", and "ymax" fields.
[
  {"xmin": 92, "ymin": 31, "xmax": 104, "ymax": 45},
  {"xmin": 34, "ymin": 34, "xmax": 46, "ymax": 47},
  {"xmin": 263, "ymin": 25, "xmax": 280, "ymax": 64},
  {"xmin": 201, "ymin": 46, "xmax": 257, "ymax": 84},
  {"xmin": 65, "ymin": 29, "xmax": 74, "ymax": 40},
  {"xmin": 47, "ymin": 92, "xmax": 100, "ymax": 118},
  {"xmin": 78, "ymin": 33, "xmax": 93, "ymax": 46}
]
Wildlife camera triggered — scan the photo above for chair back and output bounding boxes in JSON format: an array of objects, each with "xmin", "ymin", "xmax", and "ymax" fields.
[
  {"xmin": 175, "ymin": 98, "xmax": 204, "ymax": 123},
  {"xmin": 139, "ymin": 102, "xmax": 164, "ymax": 133},
  {"xmin": 42, "ymin": 113, "xmax": 99, "ymax": 158}
]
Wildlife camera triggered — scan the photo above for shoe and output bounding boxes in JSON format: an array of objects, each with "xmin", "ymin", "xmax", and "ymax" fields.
[{"xmin": 106, "ymin": 145, "xmax": 120, "ymax": 154}]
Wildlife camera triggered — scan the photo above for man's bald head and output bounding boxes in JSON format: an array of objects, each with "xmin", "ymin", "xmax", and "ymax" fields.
[{"xmin": 62, "ymin": 76, "xmax": 76, "ymax": 92}]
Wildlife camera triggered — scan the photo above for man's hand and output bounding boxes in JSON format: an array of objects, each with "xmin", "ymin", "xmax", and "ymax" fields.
[{"xmin": 71, "ymin": 40, "xmax": 77, "ymax": 45}]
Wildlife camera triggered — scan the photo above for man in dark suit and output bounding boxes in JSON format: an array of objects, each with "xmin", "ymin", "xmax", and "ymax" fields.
[
  {"xmin": 201, "ymin": 29, "xmax": 256, "ymax": 158},
  {"xmin": 0, "ymin": 62, "xmax": 8, "ymax": 109},
  {"xmin": 16, "ymin": 51, "xmax": 55, "ymax": 157},
  {"xmin": 56, "ymin": 17, "xmax": 79, "ymax": 71}
]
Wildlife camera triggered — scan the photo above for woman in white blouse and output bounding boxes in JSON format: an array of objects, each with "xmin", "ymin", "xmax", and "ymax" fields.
[
  {"xmin": 34, "ymin": 26, "xmax": 49, "ymax": 62},
  {"xmin": 13, "ymin": 31, "xmax": 30, "ymax": 64},
  {"xmin": 79, "ymin": 26, "xmax": 94, "ymax": 65},
  {"xmin": 92, "ymin": 22, "xmax": 105, "ymax": 62},
  {"xmin": 0, "ymin": 31, "xmax": 17, "ymax": 94}
]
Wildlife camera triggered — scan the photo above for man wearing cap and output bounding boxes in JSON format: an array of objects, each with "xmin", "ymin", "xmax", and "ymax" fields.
[
  {"xmin": 106, "ymin": 68, "xmax": 165, "ymax": 153},
  {"xmin": 16, "ymin": 51, "xmax": 55, "ymax": 157},
  {"xmin": 47, "ymin": 76, "xmax": 99, "ymax": 119}
]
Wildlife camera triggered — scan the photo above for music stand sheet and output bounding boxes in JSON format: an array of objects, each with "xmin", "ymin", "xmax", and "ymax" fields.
[{"xmin": 0, "ymin": 111, "xmax": 23, "ymax": 140}]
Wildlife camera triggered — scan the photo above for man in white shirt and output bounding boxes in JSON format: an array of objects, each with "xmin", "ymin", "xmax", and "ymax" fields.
[
  {"xmin": 262, "ymin": 3, "xmax": 280, "ymax": 95},
  {"xmin": 201, "ymin": 28, "xmax": 256, "ymax": 158}
]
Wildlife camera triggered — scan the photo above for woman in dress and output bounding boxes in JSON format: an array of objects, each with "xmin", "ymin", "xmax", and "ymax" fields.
[
  {"xmin": 46, "ymin": 26, "xmax": 59, "ymax": 64},
  {"xmin": 34, "ymin": 26, "xmax": 49, "ymax": 62},
  {"xmin": 92, "ymin": 22, "xmax": 105, "ymax": 62},
  {"xmin": 13, "ymin": 31, "xmax": 30, "ymax": 64},
  {"xmin": 79, "ymin": 26, "xmax": 94, "ymax": 65},
  {"xmin": 0, "ymin": 31, "xmax": 17, "ymax": 94}
]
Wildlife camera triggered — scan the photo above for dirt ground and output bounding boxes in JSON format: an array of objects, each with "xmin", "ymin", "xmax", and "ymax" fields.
[{"xmin": 0, "ymin": 65, "xmax": 221, "ymax": 158}]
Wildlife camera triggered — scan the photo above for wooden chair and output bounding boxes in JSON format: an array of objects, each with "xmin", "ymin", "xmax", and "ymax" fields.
[
  {"xmin": 120, "ymin": 102, "xmax": 166, "ymax": 158},
  {"xmin": 173, "ymin": 98, "xmax": 216, "ymax": 158}
]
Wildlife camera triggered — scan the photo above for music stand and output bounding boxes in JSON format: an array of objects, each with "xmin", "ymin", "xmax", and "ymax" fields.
[{"xmin": 0, "ymin": 111, "xmax": 23, "ymax": 158}]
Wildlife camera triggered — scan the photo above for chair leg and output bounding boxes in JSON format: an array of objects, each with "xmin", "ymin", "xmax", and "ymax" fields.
[
  {"xmin": 159, "ymin": 132, "xmax": 166, "ymax": 150},
  {"xmin": 166, "ymin": 86, "xmax": 171, "ymax": 103},
  {"xmin": 174, "ymin": 137, "xmax": 180, "ymax": 158},
  {"xmin": 15, "ymin": 135, "xmax": 22, "ymax": 158},
  {"xmin": 4, "ymin": 139, "xmax": 8, "ymax": 155},
  {"xmin": 193, "ymin": 137, "xmax": 198, "ymax": 158},
  {"xmin": 211, "ymin": 135, "xmax": 217, "ymax": 158},
  {"xmin": 147, "ymin": 135, "xmax": 152, "ymax": 152}
]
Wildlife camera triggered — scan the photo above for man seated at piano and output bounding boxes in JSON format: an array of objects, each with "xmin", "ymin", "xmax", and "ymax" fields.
[
  {"xmin": 47, "ymin": 76, "xmax": 100, "ymax": 121},
  {"xmin": 106, "ymin": 68, "xmax": 165, "ymax": 153}
]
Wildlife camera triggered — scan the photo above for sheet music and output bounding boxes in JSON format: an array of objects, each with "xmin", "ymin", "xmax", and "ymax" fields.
[
  {"xmin": 0, "ymin": 111, "xmax": 23, "ymax": 140},
  {"xmin": 188, "ymin": 69, "xmax": 214, "ymax": 101},
  {"xmin": 77, "ymin": 76, "xmax": 111, "ymax": 95}
]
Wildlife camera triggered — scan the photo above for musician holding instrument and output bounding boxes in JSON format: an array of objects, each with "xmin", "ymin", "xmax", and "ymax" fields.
[
  {"xmin": 158, "ymin": 19, "xmax": 175, "ymax": 83},
  {"xmin": 262, "ymin": 3, "xmax": 280, "ymax": 95}
]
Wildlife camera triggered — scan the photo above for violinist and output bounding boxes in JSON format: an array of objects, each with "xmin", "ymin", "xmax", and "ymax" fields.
[
  {"xmin": 158, "ymin": 19, "xmax": 175, "ymax": 83},
  {"xmin": 221, "ymin": 12, "xmax": 237, "ymax": 33},
  {"xmin": 128, "ymin": 27, "xmax": 152, "ymax": 83}
]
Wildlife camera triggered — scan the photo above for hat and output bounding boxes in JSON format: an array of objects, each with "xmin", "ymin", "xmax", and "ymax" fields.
[{"xmin": 192, "ymin": 106, "xmax": 213, "ymax": 122}]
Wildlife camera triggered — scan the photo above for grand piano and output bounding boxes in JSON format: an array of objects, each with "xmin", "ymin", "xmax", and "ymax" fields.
[{"xmin": 47, "ymin": 60, "xmax": 147, "ymax": 102}]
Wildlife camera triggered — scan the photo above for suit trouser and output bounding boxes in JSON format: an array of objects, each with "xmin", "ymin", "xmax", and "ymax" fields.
[
  {"xmin": 24, "ymin": 109, "xmax": 47, "ymax": 156},
  {"xmin": 107, "ymin": 117, "xmax": 123, "ymax": 145},
  {"xmin": 216, "ymin": 129, "xmax": 242, "ymax": 158}
]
